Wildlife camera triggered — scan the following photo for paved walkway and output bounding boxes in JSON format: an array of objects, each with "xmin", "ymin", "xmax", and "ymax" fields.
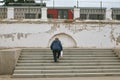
[{"xmin": 0, "ymin": 75, "xmax": 120, "ymax": 80}]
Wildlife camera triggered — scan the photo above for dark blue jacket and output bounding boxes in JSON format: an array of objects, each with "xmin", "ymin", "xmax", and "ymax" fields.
[{"xmin": 50, "ymin": 40, "xmax": 63, "ymax": 51}]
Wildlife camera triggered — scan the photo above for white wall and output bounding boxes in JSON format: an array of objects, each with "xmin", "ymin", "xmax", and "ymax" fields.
[{"xmin": 0, "ymin": 23, "xmax": 120, "ymax": 48}]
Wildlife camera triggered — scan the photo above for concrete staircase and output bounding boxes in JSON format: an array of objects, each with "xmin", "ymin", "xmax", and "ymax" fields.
[{"xmin": 12, "ymin": 48, "xmax": 120, "ymax": 78}]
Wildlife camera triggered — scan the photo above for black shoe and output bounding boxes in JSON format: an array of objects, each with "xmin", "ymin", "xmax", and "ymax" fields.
[{"xmin": 54, "ymin": 61, "xmax": 59, "ymax": 63}]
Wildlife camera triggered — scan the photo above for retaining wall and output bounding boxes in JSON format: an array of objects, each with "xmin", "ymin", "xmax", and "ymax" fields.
[{"xmin": 0, "ymin": 48, "xmax": 21, "ymax": 74}]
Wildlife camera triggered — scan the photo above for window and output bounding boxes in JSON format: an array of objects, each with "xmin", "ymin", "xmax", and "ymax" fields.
[
  {"xmin": 58, "ymin": 10, "xmax": 68, "ymax": 19},
  {"xmin": 47, "ymin": 14, "xmax": 53, "ymax": 18},
  {"xmin": 25, "ymin": 13, "xmax": 36, "ymax": 19},
  {"xmin": 38, "ymin": 14, "xmax": 41, "ymax": 18},
  {"xmin": 80, "ymin": 14, "xmax": 87, "ymax": 20},
  {"xmin": 116, "ymin": 15, "xmax": 120, "ymax": 20},
  {"xmin": 89, "ymin": 14, "xmax": 104, "ymax": 20}
]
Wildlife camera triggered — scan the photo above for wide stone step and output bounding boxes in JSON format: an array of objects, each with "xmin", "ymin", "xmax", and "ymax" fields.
[
  {"xmin": 15, "ymin": 66, "xmax": 120, "ymax": 70},
  {"xmin": 18, "ymin": 59, "xmax": 120, "ymax": 63},
  {"xmin": 19, "ymin": 57, "xmax": 119, "ymax": 60},
  {"xmin": 20, "ymin": 55, "xmax": 116, "ymax": 57},
  {"xmin": 21, "ymin": 52, "xmax": 115, "ymax": 55},
  {"xmin": 22, "ymin": 49, "xmax": 113, "ymax": 52},
  {"xmin": 16, "ymin": 62, "xmax": 120, "ymax": 66},
  {"xmin": 14, "ymin": 69, "xmax": 120, "ymax": 74},
  {"xmin": 13, "ymin": 72, "xmax": 120, "ymax": 78}
]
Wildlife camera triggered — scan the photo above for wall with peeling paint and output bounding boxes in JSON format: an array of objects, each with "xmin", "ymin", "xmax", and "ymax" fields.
[{"xmin": 0, "ymin": 23, "xmax": 120, "ymax": 48}]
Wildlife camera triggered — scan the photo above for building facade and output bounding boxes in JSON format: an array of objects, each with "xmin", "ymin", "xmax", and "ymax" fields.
[
  {"xmin": 0, "ymin": 7, "xmax": 7, "ymax": 19},
  {"xmin": 80, "ymin": 7, "xmax": 106, "ymax": 20},
  {"xmin": 47, "ymin": 7, "xmax": 73, "ymax": 19},
  {"xmin": 112, "ymin": 8, "xmax": 120, "ymax": 20},
  {"xmin": 14, "ymin": 7, "xmax": 41, "ymax": 19},
  {"xmin": 0, "ymin": 6, "xmax": 120, "ymax": 20}
]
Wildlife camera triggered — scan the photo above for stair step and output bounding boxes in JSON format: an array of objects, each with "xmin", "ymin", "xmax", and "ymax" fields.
[
  {"xmin": 13, "ymin": 73, "xmax": 120, "ymax": 78},
  {"xmin": 16, "ymin": 63, "xmax": 120, "ymax": 66},
  {"xmin": 20, "ymin": 55, "xmax": 116, "ymax": 57},
  {"xmin": 19, "ymin": 57, "xmax": 119, "ymax": 60},
  {"xmin": 14, "ymin": 69, "xmax": 120, "ymax": 74},
  {"xmin": 18, "ymin": 59, "xmax": 120, "ymax": 63},
  {"xmin": 22, "ymin": 49, "xmax": 113, "ymax": 52},
  {"xmin": 21, "ymin": 52, "xmax": 115, "ymax": 55},
  {"xmin": 15, "ymin": 66, "xmax": 120, "ymax": 70}
]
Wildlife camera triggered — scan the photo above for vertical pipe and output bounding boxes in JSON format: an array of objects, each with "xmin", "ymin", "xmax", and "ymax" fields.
[
  {"xmin": 53, "ymin": 0, "xmax": 54, "ymax": 8},
  {"xmin": 77, "ymin": 0, "xmax": 79, "ymax": 8},
  {"xmin": 100, "ymin": 1, "xmax": 102, "ymax": 20}
]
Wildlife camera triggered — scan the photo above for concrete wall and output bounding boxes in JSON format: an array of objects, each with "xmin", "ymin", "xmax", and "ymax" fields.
[
  {"xmin": 0, "ymin": 49, "xmax": 21, "ymax": 74},
  {"xmin": 0, "ymin": 21, "xmax": 120, "ymax": 48}
]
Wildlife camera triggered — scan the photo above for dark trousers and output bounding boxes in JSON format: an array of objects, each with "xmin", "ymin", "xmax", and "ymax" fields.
[{"xmin": 52, "ymin": 50, "xmax": 61, "ymax": 62}]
